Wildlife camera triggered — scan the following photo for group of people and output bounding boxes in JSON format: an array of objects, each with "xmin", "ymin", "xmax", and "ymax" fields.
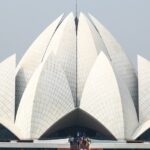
[{"xmin": 68, "ymin": 132, "xmax": 91, "ymax": 150}]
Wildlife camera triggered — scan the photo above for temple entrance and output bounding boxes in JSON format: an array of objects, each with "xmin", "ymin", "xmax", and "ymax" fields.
[
  {"xmin": 0, "ymin": 124, "xmax": 18, "ymax": 141},
  {"xmin": 41, "ymin": 109, "xmax": 116, "ymax": 140},
  {"xmin": 137, "ymin": 128, "xmax": 150, "ymax": 141}
]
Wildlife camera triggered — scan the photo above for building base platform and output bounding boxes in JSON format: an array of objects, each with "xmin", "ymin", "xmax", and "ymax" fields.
[{"xmin": 0, "ymin": 139, "xmax": 150, "ymax": 149}]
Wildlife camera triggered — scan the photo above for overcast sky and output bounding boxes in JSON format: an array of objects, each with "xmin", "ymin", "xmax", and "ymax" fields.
[{"xmin": 0, "ymin": 0, "xmax": 150, "ymax": 68}]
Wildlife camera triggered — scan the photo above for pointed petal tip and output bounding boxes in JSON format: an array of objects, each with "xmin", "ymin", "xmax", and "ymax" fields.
[
  {"xmin": 0, "ymin": 53, "xmax": 16, "ymax": 64},
  {"xmin": 138, "ymin": 54, "xmax": 150, "ymax": 62},
  {"xmin": 66, "ymin": 12, "xmax": 75, "ymax": 19},
  {"xmin": 79, "ymin": 12, "xmax": 86, "ymax": 18},
  {"xmin": 98, "ymin": 51, "xmax": 109, "ymax": 60}
]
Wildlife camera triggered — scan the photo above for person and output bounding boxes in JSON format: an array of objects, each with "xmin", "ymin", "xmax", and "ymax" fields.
[
  {"xmin": 80, "ymin": 136, "xmax": 91, "ymax": 150},
  {"xmin": 77, "ymin": 131, "xmax": 80, "ymax": 137},
  {"xmin": 68, "ymin": 136, "xmax": 74, "ymax": 146},
  {"xmin": 76, "ymin": 131, "xmax": 80, "ymax": 148}
]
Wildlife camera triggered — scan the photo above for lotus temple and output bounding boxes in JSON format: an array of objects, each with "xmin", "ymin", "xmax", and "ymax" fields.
[{"xmin": 0, "ymin": 12, "xmax": 150, "ymax": 149}]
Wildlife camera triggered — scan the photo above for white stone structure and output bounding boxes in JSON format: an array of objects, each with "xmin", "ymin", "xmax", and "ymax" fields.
[
  {"xmin": 0, "ymin": 55, "xmax": 16, "ymax": 122},
  {"xmin": 89, "ymin": 14, "xmax": 138, "ymax": 112},
  {"xmin": 0, "ymin": 12, "xmax": 149, "ymax": 141},
  {"xmin": 132, "ymin": 56, "xmax": 150, "ymax": 140},
  {"xmin": 80, "ymin": 52, "xmax": 138, "ymax": 140},
  {"xmin": 15, "ymin": 14, "xmax": 64, "ymax": 111}
]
